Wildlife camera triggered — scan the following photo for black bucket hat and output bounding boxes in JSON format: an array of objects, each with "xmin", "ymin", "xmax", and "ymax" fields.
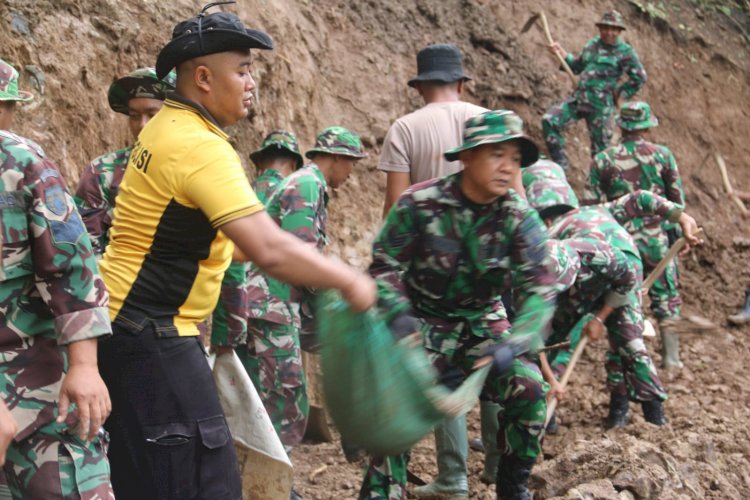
[
  {"xmin": 407, "ymin": 43, "xmax": 472, "ymax": 88},
  {"xmin": 155, "ymin": 1, "xmax": 274, "ymax": 80}
]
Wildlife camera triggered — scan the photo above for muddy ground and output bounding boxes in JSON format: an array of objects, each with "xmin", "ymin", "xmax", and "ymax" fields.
[{"xmin": 1, "ymin": 0, "xmax": 749, "ymax": 498}]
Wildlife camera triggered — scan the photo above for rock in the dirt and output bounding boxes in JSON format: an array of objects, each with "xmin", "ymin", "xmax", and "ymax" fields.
[{"xmin": 563, "ymin": 478, "xmax": 619, "ymax": 499}]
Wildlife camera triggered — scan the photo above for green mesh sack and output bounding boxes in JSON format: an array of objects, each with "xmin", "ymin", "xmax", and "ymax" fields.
[{"xmin": 316, "ymin": 292, "xmax": 490, "ymax": 456}]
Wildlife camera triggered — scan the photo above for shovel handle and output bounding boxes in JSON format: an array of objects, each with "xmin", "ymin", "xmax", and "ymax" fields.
[
  {"xmin": 642, "ymin": 228, "xmax": 705, "ymax": 292},
  {"xmin": 544, "ymin": 334, "xmax": 589, "ymax": 427},
  {"xmin": 716, "ymin": 153, "xmax": 749, "ymax": 217},
  {"xmin": 540, "ymin": 12, "xmax": 577, "ymax": 86}
]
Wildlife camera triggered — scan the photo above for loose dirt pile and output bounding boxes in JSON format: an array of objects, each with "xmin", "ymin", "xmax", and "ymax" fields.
[{"xmin": 1, "ymin": 0, "xmax": 749, "ymax": 497}]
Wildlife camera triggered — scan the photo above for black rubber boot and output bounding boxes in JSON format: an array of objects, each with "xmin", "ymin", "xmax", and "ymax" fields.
[
  {"xmin": 605, "ymin": 393, "xmax": 631, "ymax": 429},
  {"xmin": 641, "ymin": 399, "xmax": 667, "ymax": 426},
  {"xmin": 728, "ymin": 288, "xmax": 750, "ymax": 325},
  {"xmin": 496, "ymin": 455, "xmax": 534, "ymax": 500}
]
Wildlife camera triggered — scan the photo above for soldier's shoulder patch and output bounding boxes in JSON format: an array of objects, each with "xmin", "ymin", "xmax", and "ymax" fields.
[
  {"xmin": 44, "ymin": 184, "xmax": 68, "ymax": 216},
  {"xmin": 50, "ymin": 211, "xmax": 85, "ymax": 245}
]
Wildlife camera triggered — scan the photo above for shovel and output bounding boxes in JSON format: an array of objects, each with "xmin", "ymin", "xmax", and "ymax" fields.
[{"xmin": 521, "ymin": 11, "xmax": 577, "ymax": 86}]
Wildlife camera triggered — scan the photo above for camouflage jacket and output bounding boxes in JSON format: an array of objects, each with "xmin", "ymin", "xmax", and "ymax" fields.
[
  {"xmin": 370, "ymin": 173, "xmax": 558, "ymax": 357},
  {"xmin": 561, "ymin": 238, "xmax": 637, "ymax": 313},
  {"xmin": 0, "ymin": 130, "xmax": 111, "ymax": 440},
  {"xmin": 583, "ymin": 138, "xmax": 684, "ymax": 232},
  {"xmin": 565, "ymin": 36, "xmax": 646, "ymax": 107},
  {"xmin": 75, "ymin": 146, "xmax": 131, "ymax": 256},
  {"xmin": 253, "ymin": 168, "xmax": 284, "ymax": 204},
  {"xmin": 247, "ymin": 164, "xmax": 328, "ymax": 326},
  {"xmin": 550, "ymin": 190, "xmax": 683, "ymax": 283}
]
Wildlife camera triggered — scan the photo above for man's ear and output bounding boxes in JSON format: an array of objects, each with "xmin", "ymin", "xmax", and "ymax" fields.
[{"xmin": 194, "ymin": 65, "xmax": 212, "ymax": 93}]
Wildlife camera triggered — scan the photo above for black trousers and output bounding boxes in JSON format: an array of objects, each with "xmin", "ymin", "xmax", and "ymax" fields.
[{"xmin": 99, "ymin": 316, "xmax": 241, "ymax": 500}]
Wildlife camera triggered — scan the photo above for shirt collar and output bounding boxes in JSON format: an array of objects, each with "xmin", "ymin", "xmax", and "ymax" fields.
[
  {"xmin": 163, "ymin": 92, "xmax": 228, "ymax": 140},
  {"xmin": 436, "ymin": 172, "xmax": 509, "ymax": 210}
]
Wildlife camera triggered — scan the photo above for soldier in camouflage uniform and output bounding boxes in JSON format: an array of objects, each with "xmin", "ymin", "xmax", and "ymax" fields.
[
  {"xmin": 211, "ymin": 130, "xmax": 304, "ymax": 379},
  {"xmin": 542, "ymin": 10, "xmax": 647, "ymax": 169},
  {"xmin": 75, "ymin": 67, "xmax": 176, "ymax": 256},
  {"xmin": 244, "ymin": 127, "xmax": 365, "ymax": 454},
  {"xmin": 359, "ymin": 110, "xmax": 558, "ymax": 500},
  {"xmin": 525, "ymin": 166, "xmax": 697, "ymax": 428},
  {"xmin": 0, "ymin": 59, "xmax": 114, "ymax": 499},
  {"xmin": 583, "ymin": 101, "xmax": 686, "ymax": 369}
]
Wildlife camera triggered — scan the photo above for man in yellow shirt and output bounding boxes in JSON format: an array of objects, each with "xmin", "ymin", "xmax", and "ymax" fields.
[{"xmin": 97, "ymin": 5, "xmax": 376, "ymax": 499}]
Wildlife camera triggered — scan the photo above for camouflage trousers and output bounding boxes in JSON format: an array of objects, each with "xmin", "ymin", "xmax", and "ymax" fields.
[
  {"xmin": 635, "ymin": 230, "xmax": 681, "ymax": 320},
  {"xmin": 548, "ymin": 296, "xmax": 667, "ymax": 402},
  {"xmin": 239, "ymin": 319, "xmax": 309, "ymax": 450},
  {"xmin": 3, "ymin": 420, "xmax": 113, "ymax": 499},
  {"xmin": 358, "ymin": 336, "xmax": 547, "ymax": 499},
  {"xmin": 542, "ymin": 97, "xmax": 614, "ymax": 169},
  {"xmin": 211, "ymin": 261, "xmax": 250, "ymax": 347}
]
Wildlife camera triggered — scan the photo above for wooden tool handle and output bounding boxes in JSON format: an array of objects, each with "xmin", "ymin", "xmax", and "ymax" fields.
[
  {"xmin": 642, "ymin": 227, "xmax": 704, "ymax": 292},
  {"xmin": 544, "ymin": 335, "xmax": 589, "ymax": 427},
  {"xmin": 716, "ymin": 153, "xmax": 749, "ymax": 216},
  {"xmin": 540, "ymin": 12, "xmax": 577, "ymax": 86}
]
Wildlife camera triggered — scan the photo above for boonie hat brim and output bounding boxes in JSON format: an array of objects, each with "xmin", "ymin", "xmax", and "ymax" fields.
[
  {"xmin": 595, "ymin": 21, "xmax": 626, "ymax": 30},
  {"xmin": 250, "ymin": 145, "xmax": 304, "ymax": 170},
  {"xmin": 304, "ymin": 148, "xmax": 368, "ymax": 160},
  {"xmin": 407, "ymin": 72, "xmax": 472, "ymax": 88},
  {"xmin": 616, "ymin": 116, "xmax": 659, "ymax": 131},
  {"xmin": 0, "ymin": 90, "xmax": 33, "ymax": 102},
  {"xmin": 156, "ymin": 29, "xmax": 273, "ymax": 80},
  {"xmin": 444, "ymin": 134, "xmax": 539, "ymax": 168}
]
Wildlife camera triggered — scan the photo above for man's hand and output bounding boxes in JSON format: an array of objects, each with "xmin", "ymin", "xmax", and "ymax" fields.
[
  {"xmin": 57, "ymin": 364, "xmax": 111, "ymax": 442},
  {"xmin": 678, "ymin": 213, "xmax": 702, "ymax": 253},
  {"xmin": 547, "ymin": 42, "xmax": 567, "ymax": 59},
  {"xmin": 583, "ymin": 316, "xmax": 606, "ymax": 342},
  {"xmin": 547, "ymin": 378, "xmax": 566, "ymax": 401},
  {"xmin": 341, "ymin": 273, "xmax": 378, "ymax": 313},
  {"xmin": 0, "ymin": 400, "xmax": 17, "ymax": 465}
]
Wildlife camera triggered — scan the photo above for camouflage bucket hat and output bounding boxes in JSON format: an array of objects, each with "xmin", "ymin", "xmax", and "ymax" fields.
[
  {"xmin": 596, "ymin": 10, "xmax": 626, "ymax": 30},
  {"xmin": 0, "ymin": 60, "xmax": 33, "ymax": 102},
  {"xmin": 444, "ymin": 110, "xmax": 539, "ymax": 167},
  {"xmin": 546, "ymin": 240, "xmax": 581, "ymax": 294},
  {"xmin": 522, "ymin": 158, "xmax": 568, "ymax": 188},
  {"xmin": 107, "ymin": 67, "xmax": 176, "ymax": 115},
  {"xmin": 525, "ymin": 176, "xmax": 579, "ymax": 216},
  {"xmin": 616, "ymin": 101, "xmax": 659, "ymax": 131},
  {"xmin": 305, "ymin": 126, "xmax": 368, "ymax": 159},
  {"xmin": 250, "ymin": 130, "xmax": 304, "ymax": 169}
]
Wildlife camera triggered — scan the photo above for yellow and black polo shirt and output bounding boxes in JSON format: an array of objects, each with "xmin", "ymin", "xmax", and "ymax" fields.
[{"xmin": 99, "ymin": 95, "xmax": 263, "ymax": 336}]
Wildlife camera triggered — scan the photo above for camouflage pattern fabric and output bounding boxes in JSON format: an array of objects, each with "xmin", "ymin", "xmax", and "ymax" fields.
[
  {"xmin": 107, "ymin": 67, "xmax": 176, "ymax": 115},
  {"xmin": 242, "ymin": 164, "xmax": 329, "ymax": 449},
  {"xmin": 249, "ymin": 130, "xmax": 304, "ymax": 169},
  {"xmin": 0, "ymin": 59, "xmax": 32, "ymax": 102},
  {"xmin": 615, "ymin": 101, "xmax": 659, "ymax": 131},
  {"xmin": 74, "ymin": 147, "xmax": 131, "ymax": 256},
  {"xmin": 305, "ymin": 126, "xmax": 367, "ymax": 159},
  {"xmin": 359, "ymin": 172, "xmax": 557, "ymax": 498},
  {"xmin": 239, "ymin": 320, "xmax": 309, "ymax": 450},
  {"xmin": 541, "ymin": 36, "xmax": 646, "ymax": 168},
  {"xmin": 540, "ymin": 192, "xmax": 673, "ymax": 401},
  {"xmin": 0, "ymin": 130, "xmax": 113, "ymax": 496},
  {"xmin": 522, "ymin": 158, "xmax": 568, "ymax": 188},
  {"xmin": 4, "ymin": 421, "xmax": 113, "ymax": 499},
  {"xmin": 596, "ymin": 9, "xmax": 627, "ymax": 29},
  {"xmin": 584, "ymin": 137, "xmax": 685, "ymax": 320}
]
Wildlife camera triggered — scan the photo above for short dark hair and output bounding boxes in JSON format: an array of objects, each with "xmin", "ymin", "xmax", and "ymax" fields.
[
  {"xmin": 0, "ymin": 101, "xmax": 17, "ymax": 111},
  {"xmin": 256, "ymin": 147, "xmax": 302, "ymax": 165}
]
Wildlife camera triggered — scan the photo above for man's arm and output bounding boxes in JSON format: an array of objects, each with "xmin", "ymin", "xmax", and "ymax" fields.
[
  {"xmin": 581, "ymin": 157, "xmax": 605, "ymax": 205},
  {"xmin": 0, "ymin": 401, "xmax": 16, "ymax": 465},
  {"xmin": 383, "ymin": 171, "xmax": 411, "ymax": 218},
  {"xmin": 74, "ymin": 161, "xmax": 109, "ymax": 256},
  {"xmin": 661, "ymin": 149, "xmax": 685, "ymax": 205},
  {"xmin": 221, "ymin": 211, "xmax": 376, "ymax": 312},
  {"xmin": 616, "ymin": 46, "xmax": 647, "ymax": 99}
]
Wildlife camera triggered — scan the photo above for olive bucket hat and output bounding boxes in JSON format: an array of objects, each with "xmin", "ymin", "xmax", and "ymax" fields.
[
  {"xmin": 107, "ymin": 67, "xmax": 176, "ymax": 115},
  {"xmin": 0, "ymin": 59, "xmax": 33, "ymax": 102},
  {"xmin": 616, "ymin": 101, "xmax": 659, "ymax": 131},
  {"xmin": 408, "ymin": 44, "xmax": 472, "ymax": 88},
  {"xmin": 596, "ymin": 10, "xmax": 626, "ymax": 30},
  {"xmin": 249, "ymin": 130, "xmax": 304, "ymax": 169},
  {"xmin": 443, "ymin": 110, "xmax": 539, "ymax": 167},
  {"xmin": 305, "ymin": 126, "xmax": 368, "ymax": 159},
  {"xmin": 156, "ymin": 1, "xmax": 273, "ymax": 80}
]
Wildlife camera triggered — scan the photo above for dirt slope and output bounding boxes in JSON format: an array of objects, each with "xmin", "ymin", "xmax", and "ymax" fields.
[{"xmin": 2, "ymin": 0, "xmax": 750, "ymax": 498}]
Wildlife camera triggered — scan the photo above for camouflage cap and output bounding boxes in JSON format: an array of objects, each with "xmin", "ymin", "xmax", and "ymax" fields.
[
  {"xmin": 444, "ymin": 110, "xmax": 539, "ymax": 167},
  {"xmin": 616, "ymin": 101, "xmax": 659, "ymax": 131},
  {"xmin": 0, "ymin": 59, "xmax": 33, "ymax": 102},
  {"xmin": 546, "ymin": 240, "xmax": 581, "ymax": 293},
  {"xmin": 107, "ymin": 67, "xmax": 176, "ymax": 115},
  {"xmin": 522, "ymin": 158, "xmax": 567, "ymax": 188},
  {"xmin": 250, "ymin": 130, "xmax": 304, "ymax": 169},
  {"xmin": 305, "ymin": 126, "xmax": 368, "ymax": 159},
  {"xmin": 525, "ymin": 176, "xmax": 579, "ymax": 217},
  {"xmin": 596, "ymin": 10, "xmax": 626, "ymax": 30}
]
